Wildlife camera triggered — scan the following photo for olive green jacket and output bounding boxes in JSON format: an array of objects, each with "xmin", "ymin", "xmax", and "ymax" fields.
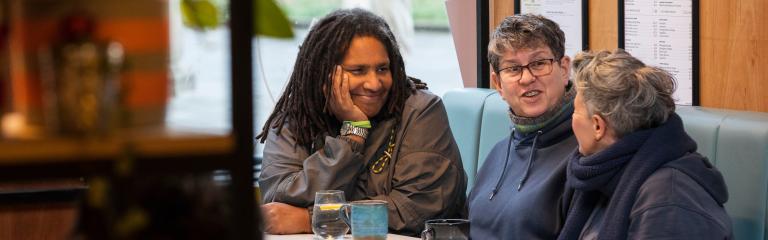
[{"xmin": 260, "ymin": 90, "xmax": 467, "ymax": 235}]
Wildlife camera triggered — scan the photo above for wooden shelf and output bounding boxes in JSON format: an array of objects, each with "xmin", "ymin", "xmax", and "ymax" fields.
[
  {"xmin": 0, "ymin": 179, "xmax": 86, "ymax": 195},
  {"xmin": 0, "ymin": 0, "xmax": 256, "ymax": 237},
  {"xmin": 130, "ymin": 127, "xmax": 234, "ymax": 158},
  {"xmin": 0, "ymin": 127, "xmax": 234, "ymax": 164}
]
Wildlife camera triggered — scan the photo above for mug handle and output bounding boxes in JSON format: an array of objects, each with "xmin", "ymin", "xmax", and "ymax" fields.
[
  {"xmin": 421, "ymin": 227, "xmax": 434, "ymax": 240},
  {"xmin": 339, "ymin": 204, "xmax": 351, "ymax": 227}
]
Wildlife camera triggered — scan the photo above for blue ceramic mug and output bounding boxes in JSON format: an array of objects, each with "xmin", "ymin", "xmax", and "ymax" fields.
[{"xmin": 340, "ymin": 200, "xmax": 388, "ymax": 240}]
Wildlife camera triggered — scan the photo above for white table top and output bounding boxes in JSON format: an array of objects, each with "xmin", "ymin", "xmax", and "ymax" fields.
[{"xmin": 265, "ymin": 234, "xmax": 419, "ymax": 240}]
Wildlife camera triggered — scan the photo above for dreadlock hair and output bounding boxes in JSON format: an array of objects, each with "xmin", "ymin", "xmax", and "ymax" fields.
[{"xmin": 256, "ymin": 8, "xmax": 415, "ymax": 151}]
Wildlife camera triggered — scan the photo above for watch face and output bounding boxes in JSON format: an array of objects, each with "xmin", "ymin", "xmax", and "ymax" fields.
[
  {"xmin": 341, "ymin": 122, "xmax": 353, "ymax": 135},
  {"xmin": 341, "ymin": 122, "xmax": 368, "ymax": 138}
]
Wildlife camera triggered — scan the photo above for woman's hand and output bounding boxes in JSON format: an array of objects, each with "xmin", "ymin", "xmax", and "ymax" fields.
[
  {"xmin": 261, "ymin": 202, "xmax": 312, "ymax": 234},
  {"xmin": 328, "ymin": 65, "xmax": 368, "ymax": 122}
]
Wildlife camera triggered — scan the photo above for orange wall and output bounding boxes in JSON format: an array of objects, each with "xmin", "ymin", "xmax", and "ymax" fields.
[
  {"xmin": 8, "ymin": 0, "xmax": 170, "ymax": 125},
  {"xmin": 488, "ymin": 0, "xmax": 768, "ymax": 112}
]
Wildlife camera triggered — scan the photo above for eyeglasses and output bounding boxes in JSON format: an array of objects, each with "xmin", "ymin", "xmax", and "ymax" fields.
[{"xmin": 497, "ymin": 58, "xmax": 558, "ymax": 82}]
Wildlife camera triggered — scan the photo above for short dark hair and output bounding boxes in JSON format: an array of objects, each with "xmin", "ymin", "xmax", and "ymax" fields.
[
  {"xmin": 256, "ymin": 8, "xmax": 413, "ymax": 149},
  {"xmin": 488, "ymin": 14, "xmax": 566, "ymax": 72}
]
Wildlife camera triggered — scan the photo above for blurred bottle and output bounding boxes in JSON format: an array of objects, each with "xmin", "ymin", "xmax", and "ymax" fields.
[{"xmin": 38, "ymin": 13, "xmax": 123, "ymax": 137}]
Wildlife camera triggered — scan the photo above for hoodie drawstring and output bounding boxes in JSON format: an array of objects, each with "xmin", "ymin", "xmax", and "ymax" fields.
[
  {"xmin": 489, "ymin": 130, "xmax": 515, "ymax": 200},
  {"xmin": 488, "ymin": 130, "xmax": 544, "ymax": 199},
  {"xmin": 518, "ymin": 130, "xmax": 543, "ymax": 191}
]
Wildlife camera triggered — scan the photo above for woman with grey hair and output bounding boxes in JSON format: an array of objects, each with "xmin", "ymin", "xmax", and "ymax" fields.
[{"xmin": 558, "ymin": 49, "xmax": 732, "ymax": 239}]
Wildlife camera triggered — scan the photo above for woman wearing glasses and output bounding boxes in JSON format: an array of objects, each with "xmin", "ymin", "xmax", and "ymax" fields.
[{"xmin": 468, "ymin": 14, "xmax": 578, "ymax": 239}]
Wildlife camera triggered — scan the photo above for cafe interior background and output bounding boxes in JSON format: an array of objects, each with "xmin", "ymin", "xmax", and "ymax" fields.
[{"xmin": 0, "ymin": 0, "xmax": 766, "ymax": 239}]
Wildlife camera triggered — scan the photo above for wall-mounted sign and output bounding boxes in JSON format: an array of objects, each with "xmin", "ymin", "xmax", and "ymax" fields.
[
  {"xmin": 515, "ymin": 0, "xmax": 589, "ymax": 59},
  {"xmin": 619, "ymin": 0, "xmax": 699, "ymax": 105}
]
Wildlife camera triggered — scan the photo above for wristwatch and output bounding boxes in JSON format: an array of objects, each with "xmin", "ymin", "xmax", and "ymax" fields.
[{"xmin": 340, "ymin": 121, "xmax": 369, "ymax": 139}]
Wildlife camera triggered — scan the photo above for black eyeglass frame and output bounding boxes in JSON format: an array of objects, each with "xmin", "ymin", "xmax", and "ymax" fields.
[{"xmin": 495, "ymin": 58, "xmax": 560, "ymax": 82}]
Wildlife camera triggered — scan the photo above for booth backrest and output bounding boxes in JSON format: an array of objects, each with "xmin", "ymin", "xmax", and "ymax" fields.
[
  {"xmin": 443, "ymin": 88, "xmax": 768, "ymax": 240},
  {"xmin": 442, "ymin": 88, "xmax": 497, "ymax": 189}
]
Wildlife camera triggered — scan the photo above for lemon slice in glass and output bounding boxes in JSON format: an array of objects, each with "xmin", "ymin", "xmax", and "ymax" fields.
[{"xmin": 319, "ymin": 204, "xmax": 343, "ymax": 211}]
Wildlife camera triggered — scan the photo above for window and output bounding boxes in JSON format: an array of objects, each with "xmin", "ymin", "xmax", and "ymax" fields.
[
  {"xmin": 167, "ymin": 0, "xmax": 231, "ymax": 133},
  {"xmin": 167, "ymin": 0, "xmax": 464, "ymax": 158}
]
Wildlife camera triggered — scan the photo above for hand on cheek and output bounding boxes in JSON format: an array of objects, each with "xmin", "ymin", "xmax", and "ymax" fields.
[{"xmin": 329, "ymin": 65, "xmax": 368, "ymax": 121}]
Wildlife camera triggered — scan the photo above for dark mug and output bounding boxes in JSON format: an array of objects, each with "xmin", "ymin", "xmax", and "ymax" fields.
[{"xmin": 421, "ymin": 219, "xmax": 470, "ymax": 240}]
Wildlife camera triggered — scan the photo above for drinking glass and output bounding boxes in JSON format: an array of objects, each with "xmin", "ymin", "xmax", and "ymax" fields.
[{"xmin": 312, "ymin": 190, "xmax": 349, "ymax": 240}]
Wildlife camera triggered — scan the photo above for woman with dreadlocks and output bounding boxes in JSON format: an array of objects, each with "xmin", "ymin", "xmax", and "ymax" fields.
[{"xmin": 257, "ymin": 8, "xmax": 466, "ymax": 236}]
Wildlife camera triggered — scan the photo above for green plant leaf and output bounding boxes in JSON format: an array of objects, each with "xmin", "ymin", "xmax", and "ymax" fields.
[
  {"xmin": 180, "ymin": 0, "xmax": 220, "ymax": 30},
  {"xmin": 255, "ymin": 0, "xmax": 294, "ymax": 38}
]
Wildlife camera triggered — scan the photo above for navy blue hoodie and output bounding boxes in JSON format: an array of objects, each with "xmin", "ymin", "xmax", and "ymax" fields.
[{"xmin": 468, "ymin": 104, "xmax": 576, "ymax": 240}]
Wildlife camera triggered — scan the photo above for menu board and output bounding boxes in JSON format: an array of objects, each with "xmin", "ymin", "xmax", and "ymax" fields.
[
  {"xmin": 516, "ymin": 0, "xmax": 588, "ymax": 59},
  {"xmin": 621, "ymin": 0, "xmax": 698, "ymax": 105}
]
